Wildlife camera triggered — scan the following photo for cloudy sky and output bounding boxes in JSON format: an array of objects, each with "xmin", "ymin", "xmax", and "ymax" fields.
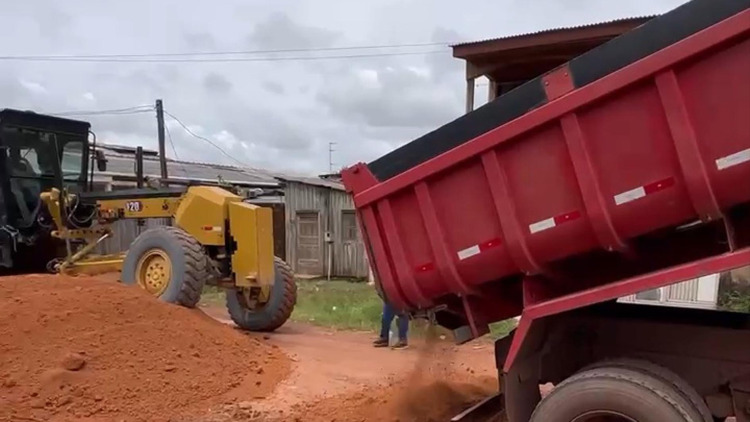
[{"xmin": 0, "ymin": 0, "xmax": 687, "ymax": 175}]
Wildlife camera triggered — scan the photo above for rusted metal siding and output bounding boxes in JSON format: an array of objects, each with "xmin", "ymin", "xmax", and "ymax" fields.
[{"xmin": 284, "ymin": 181, "xmax": 369, "ymax": 278}]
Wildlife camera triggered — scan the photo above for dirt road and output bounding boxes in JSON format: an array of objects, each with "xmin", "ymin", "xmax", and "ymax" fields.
[{"xmin": 201, "ymin": 306, "xmax": 500, "ymax": 421}]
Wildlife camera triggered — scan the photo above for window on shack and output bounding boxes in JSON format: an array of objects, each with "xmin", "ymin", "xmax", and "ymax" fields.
[{"xmin": 342, "ymin": 210, "xmax": 358, "ymax": 242}]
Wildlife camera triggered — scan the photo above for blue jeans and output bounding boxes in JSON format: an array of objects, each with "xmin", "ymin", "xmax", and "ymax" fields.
[{"xmin": 379, "ymin": 302, "xmax": 408, "ymax": 341}]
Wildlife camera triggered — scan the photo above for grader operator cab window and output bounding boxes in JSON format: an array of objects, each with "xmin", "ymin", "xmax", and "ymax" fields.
[
  {"xmin": 0, "ymin": 110, "xmax": 91, "ymax": 236},
  {"xmin": 1, "ymin": 127, "xmax": 87, "ymax": 229}
]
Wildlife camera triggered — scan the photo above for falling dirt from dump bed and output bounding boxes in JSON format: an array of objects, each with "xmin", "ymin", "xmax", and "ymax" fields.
[
  {"xmin": 272, "ymin": 326, "xmax": 499, "ymax": 422},
  {"xmin": 276, "ymin": 370, "xmax": 498, "ymax": 422},
  {"xmin": 0, "ymin": 274, "xmax": 290, "ymax": 422}
]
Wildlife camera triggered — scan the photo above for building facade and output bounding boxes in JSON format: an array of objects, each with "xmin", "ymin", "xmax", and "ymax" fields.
[{"xmin": 281, "ymin": 177, "xmax": 369, "ymax": 279}]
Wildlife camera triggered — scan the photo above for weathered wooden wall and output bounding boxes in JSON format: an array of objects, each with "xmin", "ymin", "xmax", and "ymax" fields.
[{"xmin": 284, "ymin": 181, "xmax": 368, "ymax": 278}]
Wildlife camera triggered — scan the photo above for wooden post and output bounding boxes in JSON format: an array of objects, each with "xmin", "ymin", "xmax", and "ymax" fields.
[
  {"xmin": 135, "ymin": 146, "xmax": 144, "ymax": 189},
  {"xmin": 488, "ymin": 79, "xmax": 498, "ymax": 102},
  {"xmin": 465, "ymin": 78, "xmax": 475, "ymax": 114},
  {"xmin": 155, "ymin": 99, "xmax": 168, "ymax": 182}
]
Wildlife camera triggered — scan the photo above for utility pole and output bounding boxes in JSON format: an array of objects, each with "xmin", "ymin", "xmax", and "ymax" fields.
[
  {"xmin": 328, "ymin": 142, "xmax": 336, "ymax": 173},
  {"xmin": 155, "ymin": 99, "xmax": 168, "ymax": 182}
]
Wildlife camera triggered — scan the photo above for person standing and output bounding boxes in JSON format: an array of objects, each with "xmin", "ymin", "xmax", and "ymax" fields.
[{"xmin": 373, "ymin": 301, "xmax": 408, "ymax": 349}]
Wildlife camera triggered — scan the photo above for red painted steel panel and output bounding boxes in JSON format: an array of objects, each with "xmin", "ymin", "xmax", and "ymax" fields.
[
  {"xmin": 481, "ymin": 151, "xmax": 541, "ymax": 275},
  {"xmin": 414, "ymin": 182, "xmax": 472, "ymax": 296},
  {"xmin": 504, "ymin": 247, "xmax": 750, "ymax": 371},
  {"xmin": 677, "ymin": 36, "xmax": 750, "ymax": 208},
  {"xmin": 576, "ymin": 80, "xmax": 696, "ymax": 238},
  {"xmin": 342, "ymin": 10, "xmax": 750, "ymax": 322}
]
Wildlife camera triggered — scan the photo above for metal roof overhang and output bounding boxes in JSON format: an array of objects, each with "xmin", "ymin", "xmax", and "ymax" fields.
[{"xmin": 452, "ymin": 17, "xmax": 655, "ymax": 83}]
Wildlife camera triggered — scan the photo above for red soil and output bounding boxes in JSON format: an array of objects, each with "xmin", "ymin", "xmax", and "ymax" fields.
[{"xmin": 0, "ymin": 274, "xmax": 290, "ymax": 422}]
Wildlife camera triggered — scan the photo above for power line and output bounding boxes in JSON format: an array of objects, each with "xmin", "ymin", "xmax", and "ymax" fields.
[
  {"xmin": 50, "ymin": 105, "xmax": 154, "ymax": 117},
  {"xmin": 0, "ymin": 41, "xmax": 453, "ymax": 60},
  {"xmin": 164, "ymin": 124, "xmax": 189, "ymax": 176},
  {"xmin": 163, "ymin": 110, "xmax": 248, "ymax": 168},
  {"xmin": 0, "ymin": 49, "xmax": 449, "ymax": 63}
]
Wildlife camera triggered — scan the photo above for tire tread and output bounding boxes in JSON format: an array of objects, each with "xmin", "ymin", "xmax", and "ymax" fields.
[
  {"xmin": 531, "ymin": 366, "xmax": 696, "ymax": 422},
  {"xmin": 127, "ymin": 226, "xmax": 208, "ymax": 308},
  {"xmin": 583, "ymin": 358, "xmax": 711, "ymax": 422},
  {"xmin": 226, "ymin": 257, "xmax": 297, "ymax": 332}
]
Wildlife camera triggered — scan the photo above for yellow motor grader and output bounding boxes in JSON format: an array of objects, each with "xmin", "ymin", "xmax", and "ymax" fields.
[{"xmin": 0, "ymin": 108, "xmax": 295, "ymax": 331}]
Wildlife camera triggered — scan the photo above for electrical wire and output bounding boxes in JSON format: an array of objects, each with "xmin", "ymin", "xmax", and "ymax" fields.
[
  {"xmin": 0, "ymin": 50, "xmax": 449, "ymax": 63},
  {"xmin": 163, "ymin": 110, "xmax": 248, "ymax": 168},
  {"xmin": 0, "ymin": 41, "xmax": 454, "ymax": 60},
  {"xmin": 50, "ymin": 105, "xmax": 155, "ymax": 117},
  {"xmin": 164, "ymin": 124, "xmax": 189, "ymax": 176}
]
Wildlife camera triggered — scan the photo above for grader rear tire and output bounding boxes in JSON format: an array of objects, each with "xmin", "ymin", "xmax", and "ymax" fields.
[
  {"xmin": 121, "ymin": 226, "xmax": 208, "ymax": 308},
  {"xmin": 225, "ymin": 257, "xmax": 296, "ymax": 332}
]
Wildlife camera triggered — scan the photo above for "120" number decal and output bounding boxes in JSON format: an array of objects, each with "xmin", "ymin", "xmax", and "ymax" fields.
[{"xmin": 125, "ymin": 201, "xmax": 143, "ymax": 212}]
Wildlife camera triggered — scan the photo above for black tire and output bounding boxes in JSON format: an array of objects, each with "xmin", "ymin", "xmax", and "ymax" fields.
[
  {"xmin": 225, "ymin": 257, "xmax": 296, "ymax": 332},
  {"xmin": 583, "ymin": 358, "xmax": 712, "ymax": 422},
  {"xmin": 121, "ymin": 226, "xmax": 208, "ymax": 308},
  {"xmin": 530, "ymin": 366, "xmax": 698, "ymax": 422}
]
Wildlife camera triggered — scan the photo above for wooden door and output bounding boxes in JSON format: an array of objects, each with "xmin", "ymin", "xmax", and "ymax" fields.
[{"xmin": 296, "ymin": 211, "xmax": 322, "ymax": 275}]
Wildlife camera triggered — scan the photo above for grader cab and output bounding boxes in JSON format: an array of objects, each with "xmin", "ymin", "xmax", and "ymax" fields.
[
  {"xmin": 0, "ymin": 109, "xmax": 95, "ymax": 271},
  {"xmin": 0, "ymin": 108, "xmax": 296, "ymax": 332}
]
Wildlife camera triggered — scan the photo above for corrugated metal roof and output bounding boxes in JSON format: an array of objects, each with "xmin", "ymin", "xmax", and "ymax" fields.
[
  {"xmin": 94, "ymin": 143, "xmax": 341, "ymax": 190},
  {"xmin": 276, "ymin": 175, "xmax": 345, "ymax": 191},
  {"xmin": 451, "ymin": 16, "xmax": 656, "ymax": 48}
]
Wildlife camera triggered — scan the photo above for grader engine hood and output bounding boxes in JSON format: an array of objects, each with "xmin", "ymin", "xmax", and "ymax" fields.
[{"xmin": 173, "ymin": 186, "xmax": 275, "ymax": 289}]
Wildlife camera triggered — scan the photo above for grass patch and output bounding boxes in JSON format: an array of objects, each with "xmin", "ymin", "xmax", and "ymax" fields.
[
  {"xmin": 489, "ymin": 319, "xmax": 517, "ymax": 340},
  {"xmin": 291, "ymin": 280, "xmax": 383, "ymax": 331},
  {"xmin": 200, "ymin": 285, "xmax": 225, "ymax": 307},
  {"xmin": 200, "ymin": 279, "xmax": 519, "ymax": 339},
  {"xmin": 718, "ymin": 290, "xmax": 750, "ymax": 313}
]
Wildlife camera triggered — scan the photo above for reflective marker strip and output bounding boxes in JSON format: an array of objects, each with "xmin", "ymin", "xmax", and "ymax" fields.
[
  {"xmin": 457, "ymin": 238, "xmax": 502, "ymax": 261},
  {"xmin": 614, "ymin": 177, "xmax": 674, "ymax": 206},
  {"xmin": 202, "ymin": 226, "xmax": 222, "ymax": 232},
  {"xmin": 529, "ymin": 211, "xmax": 581, "ymax": 234},
  {"xmin": 716, "ymin": 148, "xmax": 750, "ymax": 170},
  {"xmin": 457, "ymin": 245, "xmax": 481, "ymax": 260}
]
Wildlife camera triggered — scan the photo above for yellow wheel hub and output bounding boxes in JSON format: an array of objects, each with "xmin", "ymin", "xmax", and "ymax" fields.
[{"xmin": 135, "ymin": 249, "xmax": 172, "ymax": 296}]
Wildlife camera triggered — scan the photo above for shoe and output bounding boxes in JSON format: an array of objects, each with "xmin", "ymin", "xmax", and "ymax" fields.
[
  {"xmin": 373, "ymin": 338, "xmax": 389, "ymax": 348},
  {"xmin": 391, "ymin": 340, "xmax": 408, "ymax": 350}
]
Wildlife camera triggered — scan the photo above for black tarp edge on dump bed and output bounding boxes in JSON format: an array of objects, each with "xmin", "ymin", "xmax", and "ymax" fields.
[{"xmin": 367, "ymin": 0, "xmax": 750, "ymax": 182}]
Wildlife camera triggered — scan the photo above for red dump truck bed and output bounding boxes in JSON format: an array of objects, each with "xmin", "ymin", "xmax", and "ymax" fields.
[{"xmin": 342, "ymin": 0, "xmax": 750, "ymax": 331}]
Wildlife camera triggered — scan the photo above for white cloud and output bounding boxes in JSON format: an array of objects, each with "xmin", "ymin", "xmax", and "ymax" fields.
[{"xmin": 19, "ymin": 79, "xmax": 47, "ymax": 95}]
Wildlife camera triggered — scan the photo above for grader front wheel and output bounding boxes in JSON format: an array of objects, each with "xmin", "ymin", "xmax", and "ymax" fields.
[
  {"xmin": 121, "ymin": 226, "xmax": 208, "ymax": 308},
  {"xmin": 226, "ymin": 257, "xmax": 297, "ymax": 332}
]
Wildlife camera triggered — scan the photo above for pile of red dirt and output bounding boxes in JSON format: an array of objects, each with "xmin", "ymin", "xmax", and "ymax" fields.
[{"xmin": 0, "ymin": 274, "xmax": 290, "ymax": 422}]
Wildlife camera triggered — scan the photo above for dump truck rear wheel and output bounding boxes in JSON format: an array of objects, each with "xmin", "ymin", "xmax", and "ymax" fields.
[
  {"xmin": 225, "ymin": 257, "xmax": 297, "ymax": 332},
  {"xmin": 530, "ymin": 366, "xmax": 697, "ymax": 422},
  {"xmin": 121, "ymin": 226, "xmax": 208, "ymax": 308},
  {"xmin": 582, "ymin": 358, "xmax": 711, "ymax": 422}
]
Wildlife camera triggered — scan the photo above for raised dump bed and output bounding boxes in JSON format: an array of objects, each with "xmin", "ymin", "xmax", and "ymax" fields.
[
  {"xmin": 343, "ymin": 0, "xmax": 750, "ymax": 315},
  {"xmin": 344, "ymin": 1, "xmax": 750, "ymax": 420}
]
